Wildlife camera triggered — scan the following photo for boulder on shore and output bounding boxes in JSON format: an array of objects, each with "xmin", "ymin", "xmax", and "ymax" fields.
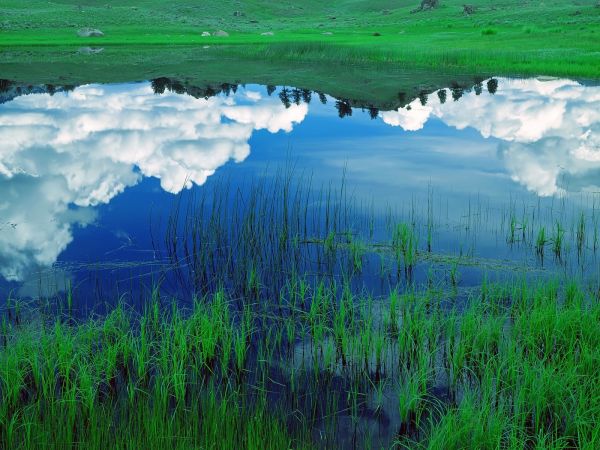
[
  {"xmin": 463, "ymin": 4, "xmax": 476, "ymax": 15},
  {"xmin": 411, "ymin": 0, "xmax": 439, "ymax": 13},
  {"xmin": 201, "ymin": 31, "xmax": 211, "ymax": 36},
  {"xmin": 77, "ymin": 28, "xmax": 104, "ymax": 37},
  {"xmin": 213, "ymin": 30, "xmax": 229, "ymax": 37}
]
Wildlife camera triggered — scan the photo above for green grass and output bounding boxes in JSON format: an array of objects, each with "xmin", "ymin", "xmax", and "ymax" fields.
[
  {"xmin": 3, "ymin": 275, "xmax": 600, "ymax": 448},
  {"xmin": 1, "ymin": 0, "xmax": 599, "ymax": 101}
]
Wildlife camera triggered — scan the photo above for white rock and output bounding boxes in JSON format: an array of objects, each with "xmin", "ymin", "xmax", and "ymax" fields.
[{"xmin": 77, "ymin": 28, "xmax": 104, "ymax": 37}]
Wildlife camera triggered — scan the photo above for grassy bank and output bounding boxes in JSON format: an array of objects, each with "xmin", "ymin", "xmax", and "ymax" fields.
[
  {"xmin": 0, "ymin": 46, "xmax": 486, "ymax": 111},
  {"xmin": 3, "ymin": 276, "xmax": 600, "ymax": 448},
  {"xmin": 2, "ymin": 0, "xmax": 600, "ymax": 81}
]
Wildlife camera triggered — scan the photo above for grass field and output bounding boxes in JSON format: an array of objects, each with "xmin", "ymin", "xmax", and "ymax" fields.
[{"xmin": 1, "ymin": 0, "xmax": 599, "ymax": 90}]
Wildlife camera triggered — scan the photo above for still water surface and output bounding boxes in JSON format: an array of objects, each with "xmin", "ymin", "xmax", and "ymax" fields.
[{"xmin": 1, "ymin": 77, "xmax": 599, "ymax": 302}]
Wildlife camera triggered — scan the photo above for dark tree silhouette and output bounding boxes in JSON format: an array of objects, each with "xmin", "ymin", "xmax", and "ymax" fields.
[
  {"xmin": 451, "ymin": 86, "xmax": 463, "ymax": 101},
  {"xmin": 45, "ymin": 84, "xmax": 56, "ymax": 96},
  {"xmin": 368, "ymin": 106, "xmax": 379, "ymax": 119},
  {"xmin": 335, "ymin": 100, "xmax": 353, "ymax": 118},
  {"xmin": 151, "ymin": 78, "xmax": 169, "ymax": 94},
  {"xmin": 474, "ymin": 82, "xmax": 483, "ymax": 95},
  {"xmin": 203, "ymin": 86, "xmax": 216, "ymax": 99},
  {"xmin": 317, "ymin": 92, "xmax": 327, "ymax": 104},
  {"xmin": 221, "ymin": 83, "xmax": 233, "ymax": 96},
  {"xmin": 487, "ymin": 78, "xmax": 499, "ymax": 95},
  {"xmin": 291, "ymin": 88, "xmax": 302, "ymax": 105},
  {"xmin": 151, "ymin": 78, "xmax": 240, "ymax": 99},
  {"xmin": 164, "ymin": 80, "xmax": 183, "ymax": 95},
  {"xmin": 301, "ymin": 89, "xmax": 312, "ymax": 104},
  {"xmin": 418, "ymin": 91, "xmax": 428, "ymax": 106},
  {"xmin": 437, "ymin": 89, "xmax": 447, "ymax": 104},
  {"xmin": 266, "ymin": 85, "xmax": 277, "ymax": 96},
  {"xmin": 0, "ymin": 79, "xmax": 11, "ymax": 93},
  {"xmin": 279, "ymin": 88, "xmax": 291, "ymax": 108}
]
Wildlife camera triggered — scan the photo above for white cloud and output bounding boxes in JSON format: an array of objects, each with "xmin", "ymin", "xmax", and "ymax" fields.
[
  {"xmin": 0, "ymin": 83, "xmax": 307, "ymax": 281},
  {"xmin": 381, "ymin": 78, "xmax": 600, "ymax": 196},
  {"xmin": 380, "ymin": 102, "xmax": 431, "ymax": 131}
]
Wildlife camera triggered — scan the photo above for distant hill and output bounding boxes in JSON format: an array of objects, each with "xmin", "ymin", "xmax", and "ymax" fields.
[{"xmin": 4, "ymin": 0, "xmax": 599, "ymax": 34}]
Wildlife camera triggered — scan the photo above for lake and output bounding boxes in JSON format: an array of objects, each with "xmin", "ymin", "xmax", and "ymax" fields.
[{"xmin": 1, "ymin": 76, "xmax": 599, "ymax": 306}]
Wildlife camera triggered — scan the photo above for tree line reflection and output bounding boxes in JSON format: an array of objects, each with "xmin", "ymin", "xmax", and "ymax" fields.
[
  {"xmin": 144, "ymin": 77, "xmax": 500, "ymax": 119},
  {"xmin": 1, "ymin": 77, "xmax": 500, "ymax": 118}
]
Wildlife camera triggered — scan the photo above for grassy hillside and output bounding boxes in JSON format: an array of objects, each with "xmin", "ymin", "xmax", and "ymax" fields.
[{"xmin": 2, "ymin": 0, "xmax": 600, "ymax": 79}]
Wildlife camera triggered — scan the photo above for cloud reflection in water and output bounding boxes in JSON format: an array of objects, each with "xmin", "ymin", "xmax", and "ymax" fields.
[
  {"xmin": 381, "ymin": 78, "xmax": 600, "ymax": 196},
  {"xmin": 0, "ymin": 83, "xmax": 307, "ymax": 281},
  {"xmin": 1, "ymin": 77, "xmax": 599, "ymax": 284}
]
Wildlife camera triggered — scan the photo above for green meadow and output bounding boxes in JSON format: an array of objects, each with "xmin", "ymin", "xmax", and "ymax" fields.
[{"xmin": 2, "ymin": 0, "xmax": 600, "ymax": 100}]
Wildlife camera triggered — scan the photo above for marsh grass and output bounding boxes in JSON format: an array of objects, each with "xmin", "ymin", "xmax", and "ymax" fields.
[
  {"xmin": 3, "ymin": 274, "xmax": 600, "ymax": 449},
  {"xmin": 3, "ymin": 173, "xmax": 600, "ymax": 448},
  {"xmin": 536, "ymin": 226, "xmax": 547, "ymax": 261},
  {"xmin": 552, "ymin": 221, "xmax": 566, "ymax": 260}
]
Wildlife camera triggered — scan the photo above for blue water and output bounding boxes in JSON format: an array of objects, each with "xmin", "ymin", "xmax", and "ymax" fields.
[{"xmin": 1, "ymin": 77, "xmax": 599, "ymax": 305}]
